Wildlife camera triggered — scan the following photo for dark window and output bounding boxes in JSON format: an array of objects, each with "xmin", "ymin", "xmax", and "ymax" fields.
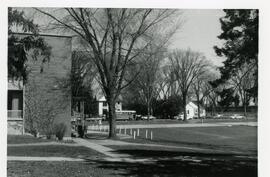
[
  {"xmin": 8, "ymin": 90, "xmax": 23, "ymax": 110},
  {"xmin": 103, "ymin": 102, "xmax": 107, "ymax": 107}
]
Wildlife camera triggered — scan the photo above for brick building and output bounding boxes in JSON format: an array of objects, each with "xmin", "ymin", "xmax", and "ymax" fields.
[{"xmin": 8, "ymin": 33, "xmax": 72, "ymax": 138}]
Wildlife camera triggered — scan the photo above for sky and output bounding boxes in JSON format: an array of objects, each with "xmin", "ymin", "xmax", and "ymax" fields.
[
  {"xmin": 170, "ymin": 9, "xmax": 226, "ymax": 66},
  {"xmin": 19, "ymin": 8, "xmax": 226, "ymax": 67}
]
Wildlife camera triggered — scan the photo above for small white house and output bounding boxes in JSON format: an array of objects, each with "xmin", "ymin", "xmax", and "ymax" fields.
[
  {"xmin": 98, "ymin": 96, "xmax": 122, "ymax": 116},
  {"xmin": 186, "ymin": 101, "xmax": 206, "ymax": 119}
]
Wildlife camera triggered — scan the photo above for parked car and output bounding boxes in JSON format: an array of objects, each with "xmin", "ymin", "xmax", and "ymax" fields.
[
  {"xmin": 230, "ymin": 114, "xmax": 245, "ymax": 119},
  {"xmin": 141, "ymin": 115, "xmax": 156, "ymax": 120},
  {"xmin": 173, "ymin": 113, "xmax": 184, "ymax": 120},
  {"xmin": 173, "ymin": 113, "xmax": 193, "ymax": 120},
  {"xmin": 135, "ymin": 114, "xmax": 142, "ymax": 120},
  {"xmin": 213, "ymin": 114, "xmax": 223, "ymax": 119}
]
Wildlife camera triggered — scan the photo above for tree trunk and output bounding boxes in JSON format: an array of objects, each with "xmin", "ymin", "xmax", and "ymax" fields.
[
  {"xmin": 196, "ymin": 93, "xmax": 200, "ymax": 119},
  {"xmin": 243, "ymin": 92, "xmax": 247, "ymax": 117},
  {"xmin": 182, "ymin": 92, "xmax": 187, "ymax": 121},
  {"xmin": 107, "ymin": 97, "xmax": 117, "ymax": 138},
  {"xmin": 211, "ymin": 98, "xmax": 216, "ymax": 115},
  {"xmin": 147, "ymin": 99, "xmax": 151, "ymax": 121}
]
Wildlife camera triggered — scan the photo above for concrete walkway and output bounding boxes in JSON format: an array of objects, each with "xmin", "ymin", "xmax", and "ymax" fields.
[
  {"xmin": 73, "ymin": 138, "xmax": 212, "ymax": 163},
  {"xmin": 89, "ymin": 138, "xmax": 245, "ymax": 154},
  {"xmin": 8, "ymin": 156, "xmax": 84, "ymax": 161},
  {"xmin": 73, "ymin": 138, "xmax": 132, "ymax": 158},
  {"xmin": 8, "ymin": 142, "xmax": 80, "ymax": 147}
]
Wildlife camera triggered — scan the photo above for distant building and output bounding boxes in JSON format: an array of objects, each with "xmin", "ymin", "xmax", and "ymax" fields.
[
  {"xmin": 98, "ymin": 96, "xmax": 122, "ymax": 116},
  {"xmin": 186, "ymin": 101, "xmax": 206, "ymax": 119},
  {"xmin": 8, "ymin": 33, "xmax": 72, "ymax": 137}
]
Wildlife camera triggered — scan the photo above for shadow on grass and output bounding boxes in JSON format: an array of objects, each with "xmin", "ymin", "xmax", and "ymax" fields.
[
  {"xmin": 123, "ymin": 135, "xmax": 257, "ymax": 155},
  {"xmin": 85, "ymin": 149, "xmax": 257, "ymax": 177}
]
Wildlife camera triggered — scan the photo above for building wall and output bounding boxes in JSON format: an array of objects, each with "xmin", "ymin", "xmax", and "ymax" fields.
[
  {"xmin": 7, "ymin": 81, "xmax": 24, "ymax": 134},
  {"xmin": 186, "ymin": 102, "xmax": 206, "ymax": 119},
  {"xmin": 186, "ymin": 104, "xmax": 195, "ymax": 119},
  {"xmin": 21, "ymin": 34, "xmax": 72, "ymax": 137},
  {"xmin": 98, "ymin": 100, "xmax": 122, "ymax": 116}
]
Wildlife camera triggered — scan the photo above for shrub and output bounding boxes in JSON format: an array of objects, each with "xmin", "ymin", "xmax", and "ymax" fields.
[{"xmin": 54, "ymin": 123, "xmax": 67, "ymax": 141}]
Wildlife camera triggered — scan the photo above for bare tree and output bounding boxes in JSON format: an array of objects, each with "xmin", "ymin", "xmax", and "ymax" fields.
[
  {"xmin": 129, "ymin": 45, "xmax": 166, "ymax": 119},
  {"xmin": 169, "ymin": 49, "xmax": 209, "ymax": 121},
  {"xmin": 205, "ymin": 84, "xmax": 219, "ymax": 115},
  {"xmin": 192, "ymin": 76, "xmax": 206, "ymax": 119},
  {"xmin": 230, "ymin": 62, "xmax": 256, "ymax": 116},
  {"xmin": 35, "ymin": 8, "xmax": 181, "ymax": 138},
  {"xmin": 157, "ymin": 63, "xmax": 180, "ymax": 99},
  {"xmin": 191, "ymin": 69, "xmax": 217, "ymax": 119},
  {"xmin": 71, "ymin": 50, "xmax": 96, "ymax": 97}
]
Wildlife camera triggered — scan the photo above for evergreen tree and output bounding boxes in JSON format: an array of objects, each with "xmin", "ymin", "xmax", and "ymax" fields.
[
  {"xmin": 213, "ymin": 10, "xmax": 258, "ymax": 100},
  {"xmin": 8, "ymin": 8, "xmax": 51, "ymax": 82}
]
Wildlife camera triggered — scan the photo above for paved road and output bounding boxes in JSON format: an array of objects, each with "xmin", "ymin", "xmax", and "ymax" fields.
[{"xmin": 88, "ymin": 121, "xmax": 257, "ymax": 130}]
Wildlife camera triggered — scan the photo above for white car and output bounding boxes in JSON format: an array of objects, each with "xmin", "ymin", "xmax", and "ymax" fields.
[
  {"xmin": 230, "ymin": 114, "xmax": 245, "ymax": 119},
  {"xmin": 174, "ymin": 114, "xmax": 184, "ymax": 120},
  {"xmin": 141, "ymin": 115, "xmax": 156, "ymax": 120},
  {"xmin": 174, "ymin": 114, "xmax": 193, "ymax": 120},
  {"xmin": 213, "ymin": 114, "xmax": 223, "ymax": 119}
]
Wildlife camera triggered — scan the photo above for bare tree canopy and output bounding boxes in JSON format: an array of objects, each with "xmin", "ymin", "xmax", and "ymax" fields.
[
  {"xmin": 35, "ymin": 8, "xmax": 182, "ymax": 138},
  {"xmin": 229, "ymin": 62, "xmax": 257, "ymax": 115},
  {"xmin": 126, "ymin": 44, "xmax": 167, "ymax": 119},
  {"xmin": 169, "ymin": 49, "xmax": 210, "ymax": 120}
]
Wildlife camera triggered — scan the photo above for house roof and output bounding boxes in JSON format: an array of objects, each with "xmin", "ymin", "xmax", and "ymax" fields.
[
  {"xmin": 12, "ymin": 32, "xmax": 73, "ymax": 38},
  {"xmin": 187, "ymin": 101, "xmax": 205, "ymax": 109},
  {"xmin": 98, "ymin": 95, "xmax": 123, "ymax": 102}
]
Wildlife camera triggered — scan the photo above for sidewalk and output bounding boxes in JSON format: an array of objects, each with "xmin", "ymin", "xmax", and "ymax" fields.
[
  {"xmin": 8, "ymin": 156, "xmax": 84, "ymax": 161},
  {"xmin": 73, "ymin": 138, "xmax": 132, "ymax": 158},
  {"xmin": 8, "ymin": 142, "xmax": 80, "ymax": 147}
]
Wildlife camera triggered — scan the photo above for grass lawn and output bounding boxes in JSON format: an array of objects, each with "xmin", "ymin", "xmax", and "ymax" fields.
[
  {"xmin": 7, "ymin": 161, "xmax": 125, "ymax": 177},
  {"xmin": 7, "ymin": 126, "xmax": 257, "ymax": 177},
  {"xmin": 118, "ymin": 126, "xmax": 257, "ymax": 155},
  {"xmin": 8, "ymin": 155, "xmax": 257, "ymax": 177},
  {"xmin": 7, "ymin": 135, "xmax": 52, "ymax": 144},
  {"xmin": 100, "ymin": 116, "xmax": 257, "ymax": 126},
  {"xmin": 8, "ymin": 145, "xmax": 105, "ymax": 158}
]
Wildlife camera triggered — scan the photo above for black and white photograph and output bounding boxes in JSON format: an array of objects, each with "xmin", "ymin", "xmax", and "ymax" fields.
[{"xmin": 1, "ymin": 0, "xmax": 268, "ymax": 176}]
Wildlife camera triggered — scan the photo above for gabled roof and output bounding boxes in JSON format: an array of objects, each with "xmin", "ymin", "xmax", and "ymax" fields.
[
  {"xmin": 98, "ymin": 95, "xmax": 123, "ymax": 102},
  {"xmin": 187, "ymin": 101, "xmax": 205, "ymax": 109}
]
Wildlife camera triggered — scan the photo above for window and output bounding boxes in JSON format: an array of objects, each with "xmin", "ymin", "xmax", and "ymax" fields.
[
  {"xmin": 187, "ymin": 110, "xmax": 189, "ymax": 114},
  {"xmin": 103, "ymin": 102, "xmax": 107, "ymax": 107}
]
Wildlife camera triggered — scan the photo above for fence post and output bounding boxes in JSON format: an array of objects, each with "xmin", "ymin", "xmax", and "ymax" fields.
[
  {"xmin": 150, "ymin": 131, "xmax": 153, "ymax": 140},
  {"xmin": 133, "ymin": 131, "xmax": 136, "ymax": 139},
  {"xmin": 146, "ymin": 130, "xmax": 148, "ymax": 139},
  {"xmin": 137, "ymin": 129, "xmax": 140, "ymax": 136}
]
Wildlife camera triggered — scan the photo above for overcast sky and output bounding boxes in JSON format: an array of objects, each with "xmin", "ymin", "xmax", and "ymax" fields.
[
  {"xmin": 170, "ymin": 9, "xmax": 226, "ymax": 66},
  {"xmin": 20, "ymin": 8, "xmax": 226, "ymax": 67}
]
